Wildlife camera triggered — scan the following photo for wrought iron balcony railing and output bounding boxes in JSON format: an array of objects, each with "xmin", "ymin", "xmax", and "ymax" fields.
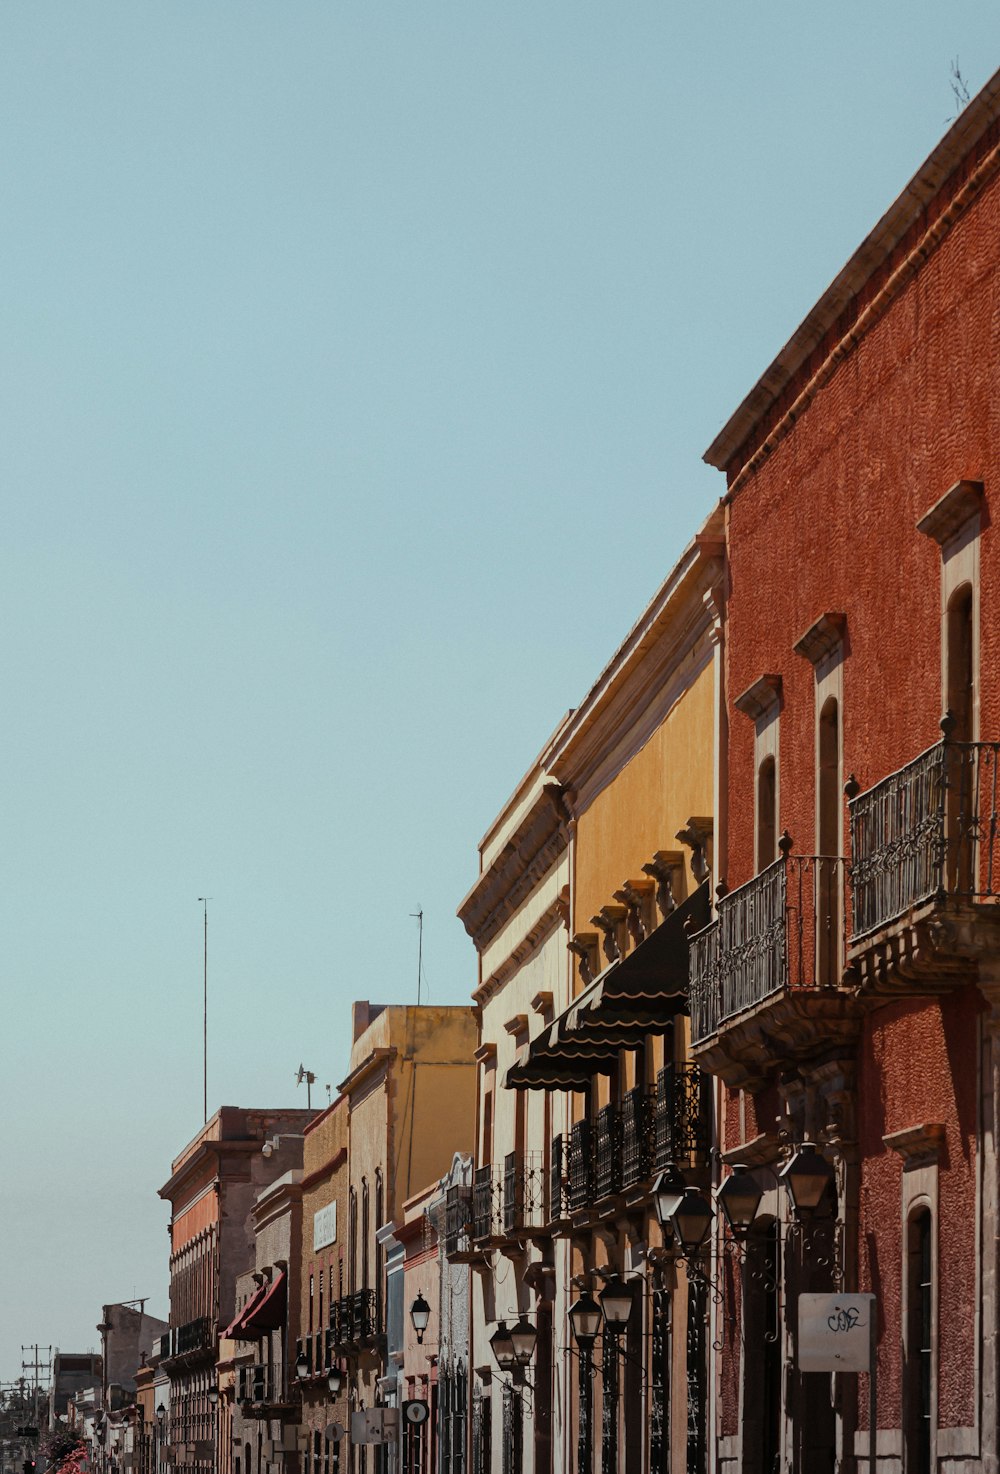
[
  {"xmin": 689, "ymin": 854, "xmax": 846, "ymax": 1046},
  {"xmin": 502, "ymin": 1150, "xmax": 546, "ymax": 1234},
  {"xmin": 549, "ymin": 1133, "xmax": 569, "ymax": 1222},
  {"xmin": 173, "ymin": 1317, "xmax": 212, "ymax": 1356},
  {"xmin": 567, "ymin": 1119, "xmax": 595, "ymax": 1212},
  {"xmin": 594, "ymin": 1104, "xmax": 622, "ymax": 1199},
  {"xmin": 654, "ymin": 1063, "xmax": 708, "ymax": 1169},
  {"xmin": 621, "ymin": 1086, "xmax": 655, "ymax": 1188},
  {"xmin": 849, "ymin": 737, "xmax": 1000, "ymax": 939},
  {"xmin": 472, "ymin": 1164, "xmax": 500, "ymax": 1242},
  {"xmin": 237, "ymin": 1364, "xmax": 278, "ymax": 1406},
  {"xmin": 444, "ymin": 1183, "xmax": 473, "ymax": 1258}
]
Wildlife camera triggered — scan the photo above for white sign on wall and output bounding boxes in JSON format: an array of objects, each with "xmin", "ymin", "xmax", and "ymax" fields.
[
  {"xmin": 798, "ymin": 1293, "xmax": 876, "ymax": 1372},
  {"xmin": 314, "ymin": 1200, "xmax": 337, "ymax": 1251}
]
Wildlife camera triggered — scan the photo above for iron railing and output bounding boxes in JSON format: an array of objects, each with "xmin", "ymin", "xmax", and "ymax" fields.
[
  {"xmin": 594, "ymin": 1104, "xmax": 623, "ymax": 1198},
  {"xmin": 237, "ymin": 1364, "xmax": 277, "ymax": 1405},
  {"xmin": 654, "ymin": 1063, "xmax": 709, "ymax": 1168},
  {"xmin": 473, "ymin": 1164, "xmax": 499, "ymax": 1242},
  {"xmin": 502, "ymin": 1150, "xmax": 546, "ymax": 1234},
  {"xmin": 173, "ymin": 1317, "xmax": 212, "ymax": 1355},
  {"xmin": 328, "ymin": 1289, "xmax": 379, "ymax": 1350},
  {"xmin": 689, "ymin": 855, "xmax": 846, "ymax": 1045},
  {"xmin": 444, "ymin": 1184, "xmax": 473, "ymax": 1257},
  {"xmin": 621, "ymin": 1086, "xmax": 655, "ymax": 1188},
  {"xmin": 567, "ymin": 1119, "xmax": 595, "ymax": 1211},
  {"xmin": 849, "ymin": 738, "xmax": 1000, "ymax": 938},
  {"xmin": 549, "ymin": 1134, "xmax": 569, "ymax": 1222}
]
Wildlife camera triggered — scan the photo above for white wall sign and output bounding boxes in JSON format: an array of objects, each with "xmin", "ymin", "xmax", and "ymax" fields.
[
  {"xmin": 313, "ymin": 1201, "xmax": 337, "ymax": 1252},
  {"xmin": 798, "ymin": 1292, "xmax": 875, "ymax": 1372}
]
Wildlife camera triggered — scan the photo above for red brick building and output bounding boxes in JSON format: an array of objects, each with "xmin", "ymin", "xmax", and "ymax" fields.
[{"xmin": 686, "ymin": 67, "xmax": 1000, "ymax": 1474}]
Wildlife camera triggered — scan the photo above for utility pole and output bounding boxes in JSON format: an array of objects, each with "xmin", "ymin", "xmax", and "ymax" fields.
[{"xmin": 198, "ymin": 898, "xmax": 211, "ymax": 1124}]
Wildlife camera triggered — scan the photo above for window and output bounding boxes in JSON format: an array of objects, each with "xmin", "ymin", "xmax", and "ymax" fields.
[
  {"xmin": 757, "ymin": 756, "xmax": 777, "ymax": 872},
  {"xmin": 817, "ymin": 697, "xmax": 841, "ymax": 986},
  {"xmin": 906, "ymin": 1209, "xmax": 934, "ymax": 1474}
]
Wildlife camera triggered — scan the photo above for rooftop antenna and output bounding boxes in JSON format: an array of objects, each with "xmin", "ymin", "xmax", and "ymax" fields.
[
  {"xmin": 410, "ymin": 907, "xmax": 424, "ymax": 1005},
  {"xmin": 295, "ymin": 1063, "xmax": 316, "ymax": 1109},
  {"xmin": 198, "ymin": 898, "xmax": 212, "ymax": 1123}
]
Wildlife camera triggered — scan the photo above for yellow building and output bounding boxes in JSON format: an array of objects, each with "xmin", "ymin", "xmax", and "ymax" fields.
[{"xmin": 458, "ymin": 514, "xmax": 723, "ymax": 1474}]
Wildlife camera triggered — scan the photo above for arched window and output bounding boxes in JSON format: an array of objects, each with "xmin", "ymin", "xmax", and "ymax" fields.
[
  {"xmin": 946, "ymin": 583, "xmax": 974, "ymax": 743},
  {"xmin": 361, "ymin": 1177, "xmax": 370, "ymax": 1289},
  {"xmin": 374, "ymin": 1168, "xmax": 384, "ymax": 1328},
  {"xmin": 817, "ymin": 697, "xmax": 841, "ymax": 985},
  {"xmin": 348, "ymin": 1188, "xmax": 358, "ymax": 1294}
]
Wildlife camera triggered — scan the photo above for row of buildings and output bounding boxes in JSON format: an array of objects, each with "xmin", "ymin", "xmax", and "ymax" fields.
[{"xmin": 43, "ymin": 59, "xmax": 1000, "ymax": 1474}]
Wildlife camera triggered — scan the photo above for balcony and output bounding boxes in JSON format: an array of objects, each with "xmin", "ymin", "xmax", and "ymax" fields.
[
  {"xmin": 443, "ymin": 1183, "xmax": 479, "ymax": 1261},
  {"xmin": 848, "ymin": 737, "xmax": 1000, "ymax": 987},
  {"xmin": 237, "ymin": 1363, "xmax": 292, "ymax": 1414},
  {"xmin": 549, "ymin": 1134, "xmax": 569, "ymax": 1224},
  {"xmin": 567, "ymin": 1119, "xmax": 595, "ymax": 1213},
  {"xmin": 166, "ymin": 1317, "xmax": 213, "ymax": 1364},
  {"xmin": 689, "ymin": 854, "xmax": 859, "ymax": 1086},
  {"xmin": 594, "ymin": 1104, "xmax": 622, "ymax": 1199},
  {"xmin": 621, "ymin": 1087, "xmax": 655, "ymax": 1189},
  {"xmin": 653, "ymin": 1064, "xmax": 708, "ymax": 1170},
  {"xmin": 502, "ymin": 1151, "xmax": 547, "ymax": 1237},
  {"xmin": 472, "ymin": 1164, "xmax": 500, "ymax": 1243}
]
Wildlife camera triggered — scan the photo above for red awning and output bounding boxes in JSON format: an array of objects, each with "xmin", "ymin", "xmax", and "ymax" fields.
[
  {"xmin": 223, "ymin": 1283, "xmax": 269, "ymax": 1340},
  {"xmin": 242, "ymin": 1270, "xmax": 287, "ymax": 1334}
]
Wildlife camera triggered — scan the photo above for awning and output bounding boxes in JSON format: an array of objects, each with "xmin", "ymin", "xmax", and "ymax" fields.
[
  {"xmin": 505, "ymin": 881, "xmax": 709, "ymax": 1091},
  {"xmin": 241, "ymin": 1270, "xmax": 287, "ymax": 1334},
  {"xmin": 222, "ymin": 1283, "xmax": 269, "ymax": 1340}
]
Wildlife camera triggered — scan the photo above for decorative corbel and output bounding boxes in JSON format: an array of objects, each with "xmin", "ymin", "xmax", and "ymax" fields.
[
  {"xmin": 590, "ymin": 905, "xmax": 627, "ymax": 965},
  {"xmin": 641, "ymin": 849, "xmax": 685, "ymax": 920},
  {"xmin": 676, "ymin": 818, "xmax": 713, "ymax": 884},
  {"xmin": 613, "ymin": 878, "xmax": 654, "ymax": 947},
  {"xmin": 568, "ymin": 932, "xmax": 600, "ymax": 987}
]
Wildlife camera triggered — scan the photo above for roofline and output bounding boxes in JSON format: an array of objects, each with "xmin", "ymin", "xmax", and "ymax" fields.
[{"xmin": 704, "ymin": 65, "xmax": 1000, "ymax": 473}]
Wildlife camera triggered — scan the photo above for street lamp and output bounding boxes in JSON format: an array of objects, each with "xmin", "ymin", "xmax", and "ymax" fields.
[
  {"xmin": 509, "ymin": 1316, "xmax": 537, "ymax": 1368},
  {"xmin": 716, "ymin": 1164, "xmax": 764, "ymax": 1239},
  {"xmin": 670, "ymin": 1187, "xmax": 715, "ymax": 1255},
  {"xmin": 207, "ymin": 1388, "xmax": 219, "ymax": 1408},
  {"xmin": 409, "ymin": 1292, "xmax": 431, "ymax": 1346},
  {"xmin": 779, "ymin": 1142, "xmax": 834, "ymax": 1220},
  {"xmin": 567, "ymin": 1290, "xmax": 602, "ymax": 1351},
  {"xmin": 651, "ymin": 1164, "xmax": 687, "ymax": 1233},
  {"xmin": 295, "ymin": 1350, "xmax": 310, "ymax": 1380},
  {"xmin": 489, "ymin": 1321, "xmax": 518, "ymax": 1374},
  {"xmin": 597, "ymin": 1277, "xmax": 633, "ymax": 1334},
  {"xmin": 155, "ymin": 1406, "xmax": 166, "ymax": 1427},
  {"xmin": 327, "ymin": 1367, "xmax": 343, "ymax": 1397}
]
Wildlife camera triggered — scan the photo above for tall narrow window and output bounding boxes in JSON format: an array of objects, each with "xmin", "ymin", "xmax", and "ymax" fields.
[
  {"xmin": 361, "ymin": 1178, "xmax": 370, "ymax": 1289},
  {"xmin": 757, "ymin": 756, "xmax": 777, "ymax": 872},
  {"xmin": 946, "ymin": 584, "xmax": 976, "ymax": 893},
  {"xmin": 906, "ymin": 1209, "xmax": 933, "ymax": 1474},
  {"xmin": 946, "ymin": 584, "xmax": 974, "ymax": 743},
  {"xmin": 482, "ymin": 1088, "xmax": 494, "ymax": 1167},
  {"xmin": 817, "ymin": 697, "xmax": 841, "ymax": 986}
]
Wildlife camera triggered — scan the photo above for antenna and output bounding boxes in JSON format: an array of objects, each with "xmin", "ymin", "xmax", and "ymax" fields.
[
  {"xmin": 295, "ymin": 1064, "xmax": 316, "ymax": 1109},
  {"xmin": 410, "ymin": 907, "xmax": 424, "ymax": 1005},
  {"xmin": 198, "ymin": 898, "xmax": 212, "ymax": 1124}
]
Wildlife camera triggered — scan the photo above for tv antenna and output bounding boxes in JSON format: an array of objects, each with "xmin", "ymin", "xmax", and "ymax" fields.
[
  {"xmin": 296, "ymin": 1064, "xmax": 316, "ymax": 1108},
  {"xmin": 198, "ymin": 898, "xmax": 212, "ymax": 1123},
  {"xmin": 410, "ymin": 907, "xmax": 424, "ymax": 1005}
]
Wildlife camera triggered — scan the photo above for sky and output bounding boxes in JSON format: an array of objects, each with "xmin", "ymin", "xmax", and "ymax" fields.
[{"xmin": 1, "ymin": 0, "xmax": 997, "ymax": 1382}]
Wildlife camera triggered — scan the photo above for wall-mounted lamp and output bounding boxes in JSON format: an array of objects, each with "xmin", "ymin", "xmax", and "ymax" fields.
[{"xmin": 410, "ymin": 1292, "xmax": 431, "ymax": 1346}]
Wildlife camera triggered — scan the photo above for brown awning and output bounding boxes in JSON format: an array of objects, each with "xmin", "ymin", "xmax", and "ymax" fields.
[
  {"xmin": 504, "ymin": 881, "xmax": 709, "ymax": 1091},
  {"xmin": 223, "ymin": 1283, "xmax": 268, "ymax": 1340},
  {"xmin": 242, "ymin": 1271, "xmax": 287, "ymax": 1334}
]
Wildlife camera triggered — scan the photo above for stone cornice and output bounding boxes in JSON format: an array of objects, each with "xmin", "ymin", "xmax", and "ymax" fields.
[
  {"xmin": 458, "ymin": 784, "xmax": 569, "ymax": 953},
  {"xmin": 793, "ymin": 612, "xmax": 847, "ymax": 666},
  {"xmin": 704, "ymin": 68, "xmax": 1000, "ymax": 476},
  {"xmin": 883, "ymin": 1122, "xmax": 946, "ymax": 1167},
  {"xmin": 337, "ymin": 1046, "xmax": 396, "ymax": 1098},
  {"xmin": 473, "ymin": 897, "xmax": 566, "ymax": 1006},
  {"xmin": 734, "ymin": 674, "xmax": 782, "ymax": 721},
  {"xmin": 916, "ymin": 479, "xmax": 984, "ymax": 545}
]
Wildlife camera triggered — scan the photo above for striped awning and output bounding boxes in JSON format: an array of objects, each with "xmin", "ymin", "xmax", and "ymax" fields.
[{"xmin": 505, "ymin": 881, "xmax": 709, "ymax": 1091}]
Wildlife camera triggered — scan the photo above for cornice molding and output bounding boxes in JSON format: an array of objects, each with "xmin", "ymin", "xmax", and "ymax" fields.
[
  {"xmin": 734, "ymin": 673, "xmax": 782, "ymax": 722},
  {"xmin": 458, "ymin": 784, "xmax": 569, "ymax": 953},
  {"xmin": 793, "ymin": 612, "xmax": 847, "ymax": 666},
  {"xmin": 883, "ymin": 1122, "xmax": 946, "ymax": 1168},
  {"xmin": 473, "ymin": 897, "xmax": 566, "ymax": 1006},
  {"xmin": 916, "ymin": 479, "xmax": 984, "ymax": 545}
]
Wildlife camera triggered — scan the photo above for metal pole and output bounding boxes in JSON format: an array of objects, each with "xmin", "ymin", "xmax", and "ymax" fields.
[
  {"xmin": 869, "ymin": 1311, "xmax": 877, "ymax": 1474},
  {"xmin": 198, "ymin": 898, "xmax": 210, "ymax": 1123}
]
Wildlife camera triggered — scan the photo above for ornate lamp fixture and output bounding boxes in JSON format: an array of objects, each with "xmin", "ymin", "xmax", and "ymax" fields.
[
  {"xmin": 409, "ymin": 1292, "xmax": 431, "ymax": 1345},
  {"xmin": 716, "ymin": 1164, "xmax": 764, "ymax": 1239},
  {"xmin": 779, "ymin": 1141, "xmax": 834, "ymax": 1220}
]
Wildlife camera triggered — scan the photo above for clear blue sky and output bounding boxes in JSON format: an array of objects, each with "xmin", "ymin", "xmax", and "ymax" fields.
[{"xmin": 1, "ymin": 1, "xmax": 995, "ymax": 1379}]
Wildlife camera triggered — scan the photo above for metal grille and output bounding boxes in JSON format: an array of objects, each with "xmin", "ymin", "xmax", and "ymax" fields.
[
  {"xmin": 472, "ymin": 1165, "xmax": 497, "ymax": 1242},
  {"xmin": 654, "ymin": 1063, "xmax": 709, "ymax": 1168},
  {"xmin": 620, "ymin": 1087, "xmax": 655, "ymax": 1188},
  {"xmin": 649, "ymin": 1288, "xmax": 670, "ymax": 1474},
  {"xmin": 502, "ymin": 1151, "xmax": 546, "ymax": 1234},
  {"xmin": 567, "ymin": 1119, "xmax": 594, "ymax": 1212},
  {"xmin": 444, "ymin": 1185, "xmax": 472, "ymax": 1258},
  {"xmin": 594, "ymin": 1104, "xmax": 622, "ymax": 1198},
  {"xmin": 237, "ymin": 1364, "xmax": 275, "ymax": 1405},
  {"xmin": 600, "ymin": 1332, "xmax": 620, "ymax": 1474},
  {"xmin": 549, "ymin": 1134, "xmax": 568, "ymax": 1222},
  {"xmin": 850, "ymin": 738, "xmax": 1000, "ymax": 937},
  {"xmin": 501, "ymin": 1386, "xmax": 523, "ymax": 1474},
  {"xmin": 689, "ymin": 855, "xmax": 847, "ymax": 1045},
  {"xmin": 685, "ymin": 1275, "xmax": 707, "ymax": 1474},
  {"xmin": 576, "ymin": 1346, "xmax": 593, "ymax": 1474}
]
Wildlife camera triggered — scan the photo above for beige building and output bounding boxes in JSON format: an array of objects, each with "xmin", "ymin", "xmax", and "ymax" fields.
[
  {"xmin": 458, "ymin": 517, "xmax": 724, "ymax": 1474},
  {"xmin": 335, "ymin": 1002, "xmax": 478, "ymax": 1474}
]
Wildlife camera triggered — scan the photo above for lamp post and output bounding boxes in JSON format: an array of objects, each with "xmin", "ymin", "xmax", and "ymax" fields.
[
  {"xmin": 409, "ymin": 1293, "xmax": 431, "ymax": 1347},
  {"xmin": 779, "ymin": 1142, "xmax": 835, "ymax": 1220},
  {"xmin": 716, "ymin": 1164, "xmax": 765, "ymax": 1240},
  {"xmin": 327, "ymin": 1367, "xmax": 343, "ymax": 1397},
  {"xmin": 295, "ymin": 1350, "xmax": 310, "ymax": 1381},
  {"xmin": 568, "ymin": 1291, "xmax": 600, "ymax": 1474}
]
